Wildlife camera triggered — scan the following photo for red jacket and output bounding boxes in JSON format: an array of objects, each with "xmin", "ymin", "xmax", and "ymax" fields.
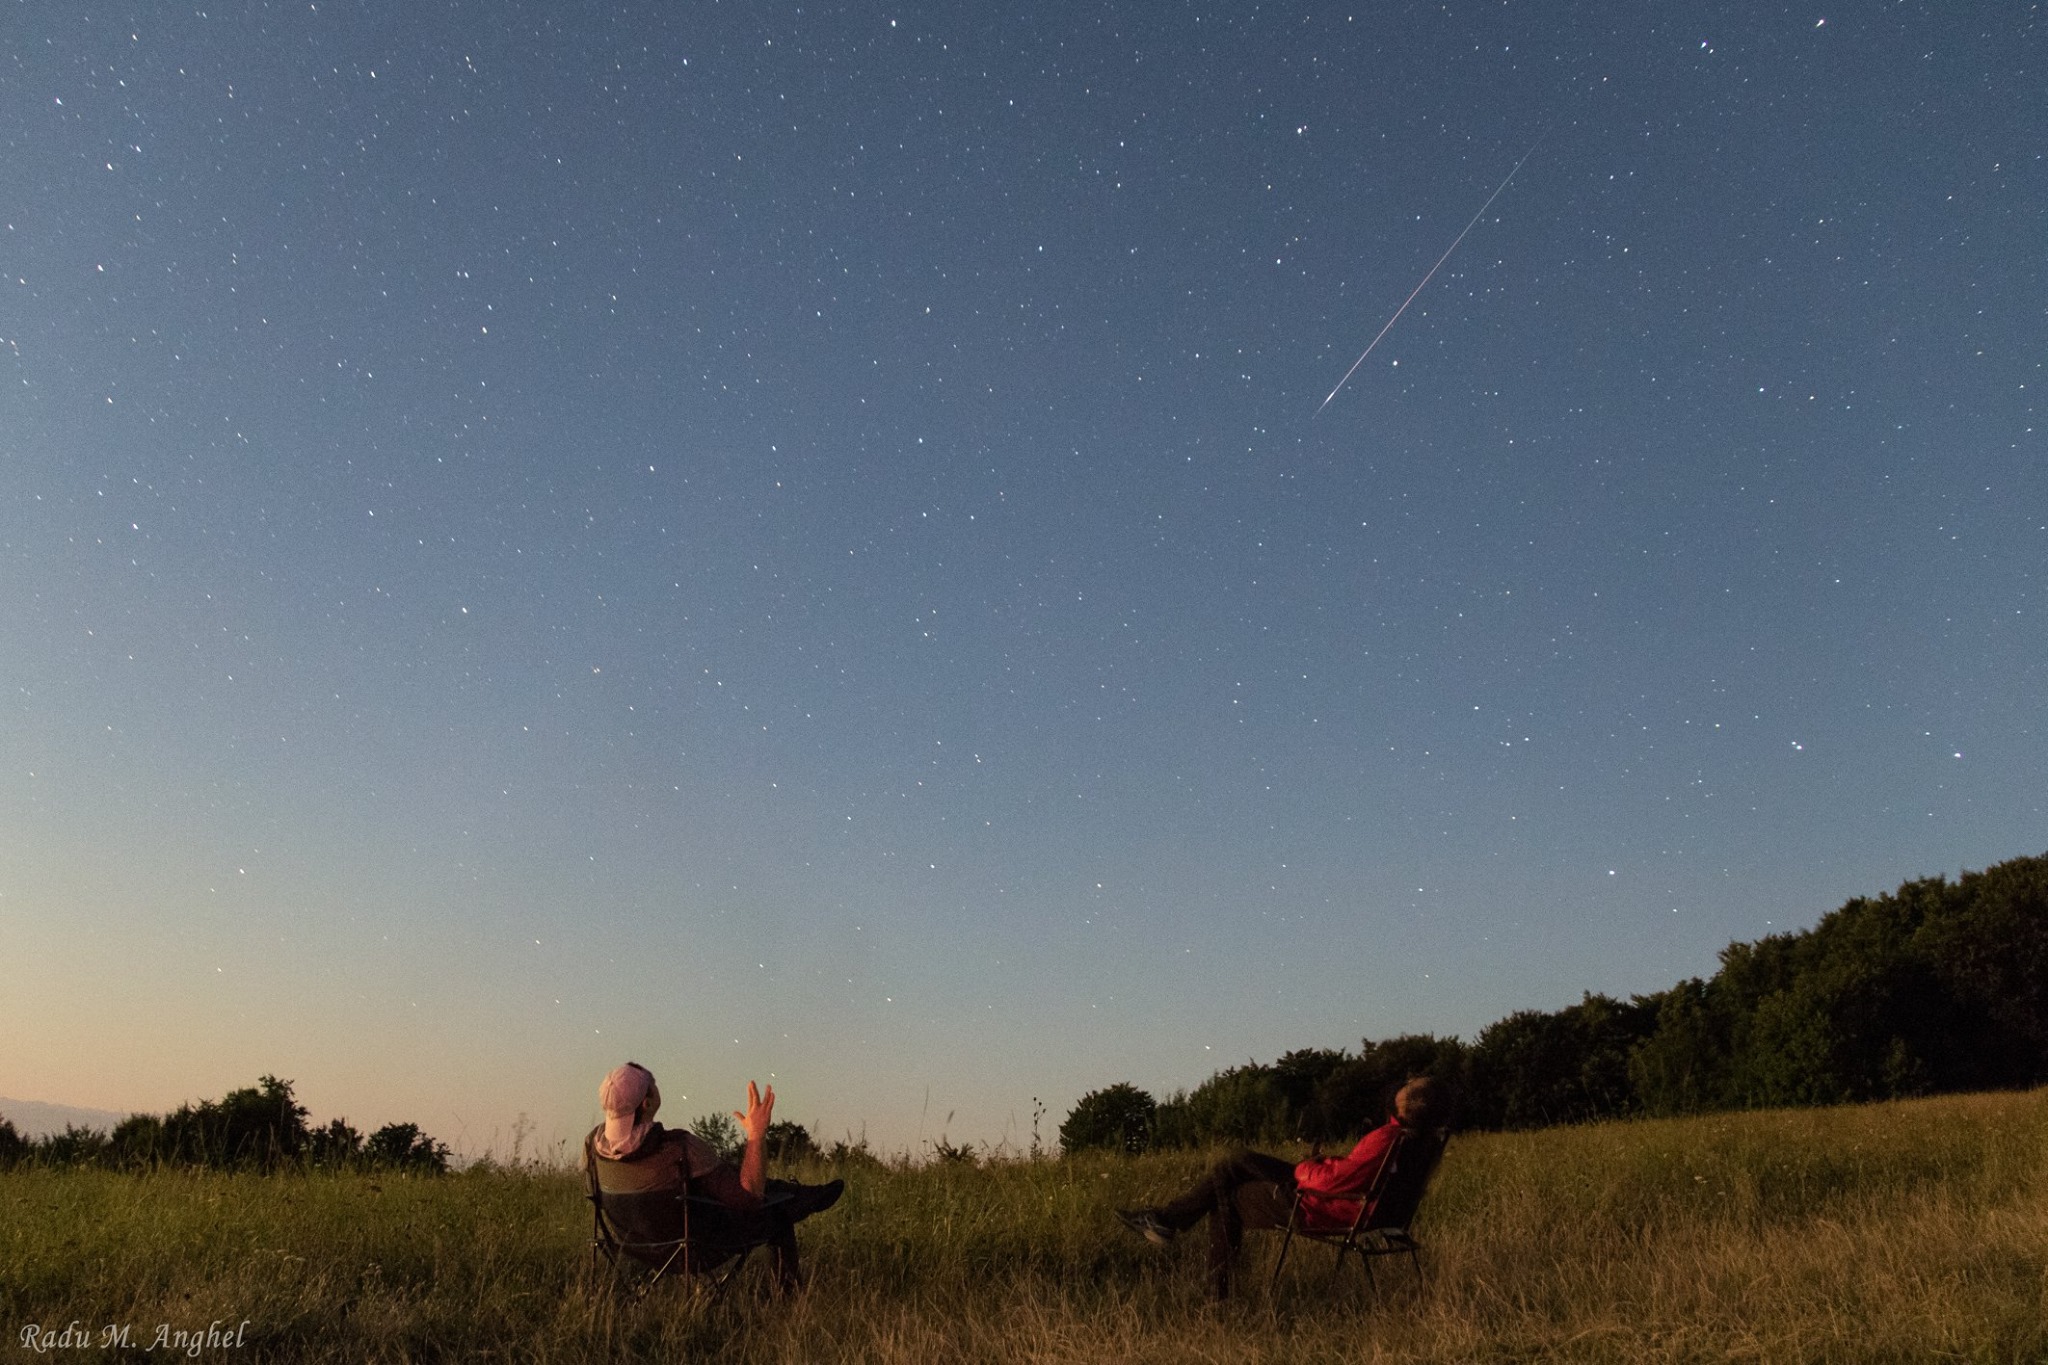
[{"xmin": 1290, "ymin": 1117, "xmax": 1405, "ymax": 1231}]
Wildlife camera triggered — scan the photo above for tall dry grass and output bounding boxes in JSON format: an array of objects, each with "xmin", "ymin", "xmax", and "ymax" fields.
[{"xmin": 5, "ymin": 1089, "xmax": 2044, "ymax": 1362}]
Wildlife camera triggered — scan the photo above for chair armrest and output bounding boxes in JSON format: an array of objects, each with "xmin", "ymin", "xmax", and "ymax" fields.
[{"xmin": 684, "ymin": 1188, "xmax": 795, "ymax": 1212}]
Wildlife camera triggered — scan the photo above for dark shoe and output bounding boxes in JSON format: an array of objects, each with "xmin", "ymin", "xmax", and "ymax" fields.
[
  {"xmin": 1117, "ymin": 1208, "xmax": 1176, "ymax": 1246},
  {"xmin": 787, "ymin": 1179, "xmax": 844, "ymax": 1220}
]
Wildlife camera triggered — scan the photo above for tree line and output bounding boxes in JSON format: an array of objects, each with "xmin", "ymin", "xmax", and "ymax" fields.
[
  {"xmin": 1062, "ymin": 852, "xmax": 2048, "ymax": 1152},
  {"xmin": 0, "ymin": 1076, "xmax": 450, "ymax": 1174},
  {"xmin": 687, "ymin": 1110, "xmax": 821, "ymax": 1165}
]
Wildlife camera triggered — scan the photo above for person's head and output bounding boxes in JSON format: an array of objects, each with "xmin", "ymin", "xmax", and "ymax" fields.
[
  {"xmin": 599, "ymin": 1061, "xmax": 661, "ymax": 1152},
  {"xmin": 1393, "ymin": 1076, "xmax": 1446, "ymax": 1129}
]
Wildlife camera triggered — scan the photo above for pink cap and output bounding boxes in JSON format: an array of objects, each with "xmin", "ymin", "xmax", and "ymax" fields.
[
  {"xmin": 597, "ymin": 1062, "xmax": 659, "ymax": 1155},
  {"xmin": 599, "ymin": 1062, "xmax": 653, "ymax": 1117}
]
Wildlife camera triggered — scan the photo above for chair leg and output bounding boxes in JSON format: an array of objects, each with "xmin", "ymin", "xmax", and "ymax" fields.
[
  {"xmin": 1269, "ymin": 1226, "xmax": 1298, "ymax": 1295},
  {"xmin": 646, "ymin": 1240, "xmax": 691, "ymax": 1294},
  {"xmin": 590, "ymin": 1249, "xmax": 642, "ymax": 1302},
  {"xmin": 705, "ymin": 1245, "xmax": 755, "ymax": 1301}
]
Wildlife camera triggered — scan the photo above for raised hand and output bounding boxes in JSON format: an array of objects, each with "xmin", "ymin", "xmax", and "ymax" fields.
[
  {"xmin": 732, "ymin": 1079, "xmax": 776, "ymax": 1201},
  {"xmin": 734, "ymin": 1079, "xmax": 776, "ymax": 1145}
]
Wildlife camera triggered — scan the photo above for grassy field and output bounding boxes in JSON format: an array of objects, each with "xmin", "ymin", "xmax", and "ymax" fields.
[{"xmin": 5, "ymin": 1089, "xmax": 2046, "ymax": 1362}]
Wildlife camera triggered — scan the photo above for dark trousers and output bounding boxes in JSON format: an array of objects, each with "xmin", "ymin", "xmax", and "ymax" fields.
[
  {"xmin": 1156, "ymin": 1151, "xmax": 1297, "ymax": 1299},
  {"xmin": 696, "ymin": 1179, "xmax": 806, "ymax": 1288}
]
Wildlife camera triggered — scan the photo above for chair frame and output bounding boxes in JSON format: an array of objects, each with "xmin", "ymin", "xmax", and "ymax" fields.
[
  {"xmin": 583, "ymin": 1138, "xmax": 792, "ymax": 1301},
  {"xmin": 1268, "ymin": 1126, "xmax": 1448, "ymax": 1297}
]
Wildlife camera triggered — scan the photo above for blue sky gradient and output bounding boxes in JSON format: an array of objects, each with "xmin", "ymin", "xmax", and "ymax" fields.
[{"xmin": 4, "ymin": 0, "xmax": 2041, "ymax": 1156}]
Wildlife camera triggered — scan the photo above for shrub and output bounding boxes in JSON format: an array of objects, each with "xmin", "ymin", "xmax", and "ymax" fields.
[{"xmin": 1059, "ymin": 1083, "xmax": 1157, "ymax": 1154}]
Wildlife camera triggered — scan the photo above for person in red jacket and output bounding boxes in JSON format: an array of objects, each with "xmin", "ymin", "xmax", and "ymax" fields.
[{"xmin": 1116, "ymin": 1075, "xmax": 1447, "ymax": 1299}]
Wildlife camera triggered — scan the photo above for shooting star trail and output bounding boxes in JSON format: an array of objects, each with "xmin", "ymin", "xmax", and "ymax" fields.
[{"xmin": 1317, "ymin": 138, "xmax": 1544, "ymax": 414}]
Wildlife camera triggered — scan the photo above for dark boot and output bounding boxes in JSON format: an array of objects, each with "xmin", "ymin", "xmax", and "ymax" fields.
[{"xmin": 786, "ymin": 1178, "xmax": 844, "ymax": 1220}]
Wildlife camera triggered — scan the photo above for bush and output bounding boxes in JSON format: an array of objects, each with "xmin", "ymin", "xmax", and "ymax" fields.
[
  {"xmin": 363, "ymin": 1123, "xmax": 451, "ymax": 1174},
  {"xmin": 767, "ymin": 1120, "xmax": 817, "ymax": 1164},
  {"xmin": 690, "ymin": 1111, "xmax": 744, "ymax": 1163},
  {"xmin": 1059, "ymin": 1084, "xmax": 1157, "ymax": 1155},
  {"xmin": 0, "ymin": 1117, "xmax": 25, "ymax": 1168}
]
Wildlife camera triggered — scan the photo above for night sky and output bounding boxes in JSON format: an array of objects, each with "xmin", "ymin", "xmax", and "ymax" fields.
[{"xmin": 5, "ymin": 1, "xmax": 2041, "ymax": 1157}]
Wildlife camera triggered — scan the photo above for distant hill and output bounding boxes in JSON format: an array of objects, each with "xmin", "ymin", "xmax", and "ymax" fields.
[{"xmin": 0, "ymin": 1097, "xmax": 129, "ymax": 1140}]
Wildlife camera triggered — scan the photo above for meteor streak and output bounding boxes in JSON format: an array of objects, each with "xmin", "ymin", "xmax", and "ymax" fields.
[{"xmin": 1317, "ymin": 138, "xmax": 1544, "ymax": 413}]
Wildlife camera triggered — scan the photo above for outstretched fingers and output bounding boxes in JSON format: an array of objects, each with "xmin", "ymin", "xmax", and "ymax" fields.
[{"xmin": 735, "ymin": 1079, "xmax": 776, "ymax": 1140}]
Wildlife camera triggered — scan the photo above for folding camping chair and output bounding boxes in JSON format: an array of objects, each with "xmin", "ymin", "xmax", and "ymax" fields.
[
  {"xmin": 583, "ymin": 1138, "xmax": 794, "ymax": 1301},
  {"xmin": 1268, "ymin": 1126, "xmax": 1449, "ymax": 1297}
]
